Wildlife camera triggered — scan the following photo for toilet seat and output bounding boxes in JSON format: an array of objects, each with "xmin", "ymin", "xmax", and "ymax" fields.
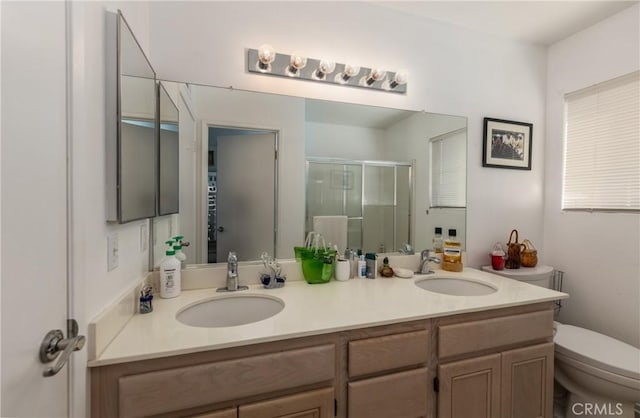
[{"xmin": 554, "ymin": 323, "xmax": 640, "ymax": 381}]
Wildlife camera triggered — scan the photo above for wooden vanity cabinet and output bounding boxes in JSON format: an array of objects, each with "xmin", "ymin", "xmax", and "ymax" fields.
[
  {"xmin": 91, "ymin": 302, "xmax": 556, "ymax": 418},
  {"xmin": 435, "ymin": 304, "xmax": 555, "ymax": 418}
]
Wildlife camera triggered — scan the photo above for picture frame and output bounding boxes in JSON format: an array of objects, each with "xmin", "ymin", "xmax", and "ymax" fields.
[{"xmin": 482, "ymin": 117, "xmax": 533, "ymax": 170}]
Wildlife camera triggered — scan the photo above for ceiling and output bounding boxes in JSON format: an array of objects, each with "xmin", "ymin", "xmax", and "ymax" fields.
[{"xmin": 375, "ymin": 1, "xmax": 637, "ymax": 45}]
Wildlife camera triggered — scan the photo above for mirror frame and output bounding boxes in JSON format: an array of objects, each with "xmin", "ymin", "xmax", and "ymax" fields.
[
  {"xmin": 106, "ymin": 10, "xmax": 157, "ymax": 224},
  {"xmin": 158, "ymin": 81, "xmax": 180, "ymax": 216}
]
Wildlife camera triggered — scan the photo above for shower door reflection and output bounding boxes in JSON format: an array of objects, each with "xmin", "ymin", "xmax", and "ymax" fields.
[{"xmin": 306, "ymin": 159, "xmax": 412, "ymax": 253}]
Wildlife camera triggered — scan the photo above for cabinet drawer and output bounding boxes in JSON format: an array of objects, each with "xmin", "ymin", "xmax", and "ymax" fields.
[
  {"xmin": 438, "ymin": 310, "xmax": 553, "ymax": 360},
  {"xmin": 348, "ymin": 367, "xmax": 429, "ymax": 418},
  {"xmin": 239, "ymin": 387, "xmax": 334, "ymax": 418},
  {"xmin": 188, "ymin": 408, "xmax": 237, "ymax": 418},
  {"xmin": 348, "ymin": 330, "xmax": 429, "ymax": 377},
  {"xmin": 118, "ymin": 344, "xmax": 335, "ymax": 418}
]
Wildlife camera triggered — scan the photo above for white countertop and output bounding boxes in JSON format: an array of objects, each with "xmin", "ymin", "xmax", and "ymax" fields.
[{"xmin": 88, "ymin": 267, "xmax": 568, "ymax": 367}]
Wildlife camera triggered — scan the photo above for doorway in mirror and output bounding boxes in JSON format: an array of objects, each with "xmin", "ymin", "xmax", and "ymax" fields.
[{"xmin": 207, "ymin": 126, "xmax": 277, "ymax": 263}]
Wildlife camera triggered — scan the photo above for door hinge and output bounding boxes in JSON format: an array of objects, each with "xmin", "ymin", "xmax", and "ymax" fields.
[
  {"xmin": 433, "ymin": 377, "xmax": 440, "ymax": 392},
  {"xmin": 334, "ymin": 399, "xmax": 337, "ymax": 416},
  {"xmin": 275, "ymin": 149, "xmax": 278, "ymax": 160}
]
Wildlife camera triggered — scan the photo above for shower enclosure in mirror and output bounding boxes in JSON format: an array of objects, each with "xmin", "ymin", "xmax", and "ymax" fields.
[
  {"xmin": 106, "ymin": 11, "xmax": 157, "ymax": 223},
  {"xmin": 306, "ymin": 159, "xmax": 412, "ymax": 254}
]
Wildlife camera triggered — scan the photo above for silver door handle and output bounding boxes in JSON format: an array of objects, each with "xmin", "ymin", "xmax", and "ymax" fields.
[{"xmin": 40, "ymin": 319, "xmax": 85, "ymax": 377}]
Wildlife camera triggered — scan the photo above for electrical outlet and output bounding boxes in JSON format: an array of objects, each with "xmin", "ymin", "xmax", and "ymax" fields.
[
  {"xmin": 107, "ymin": 233, "xmax": 119, "ymax": 271},
  {"xmin": 140, "ymin": 223, "xmax": 148, "ymax": 252}
]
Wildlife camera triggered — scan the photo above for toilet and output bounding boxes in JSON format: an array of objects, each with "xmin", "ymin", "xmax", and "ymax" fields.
[{"xmin": 482, "ymin": 265, "xmax": 640, "ymax": 418}]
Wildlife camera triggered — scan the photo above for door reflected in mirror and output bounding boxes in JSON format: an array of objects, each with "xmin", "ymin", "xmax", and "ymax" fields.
[{"xmin": 207, "ymin": 127, "xmax": 277, "ymax": 263}]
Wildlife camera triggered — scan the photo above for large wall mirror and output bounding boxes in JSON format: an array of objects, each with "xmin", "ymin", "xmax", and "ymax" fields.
[
  {"xmin": 153, "ymin": 82, "xmax": 467, "ymax": 267},
  {"xmin": 106, "ymin": 11, "xmax": 157, "ymax": 223}
]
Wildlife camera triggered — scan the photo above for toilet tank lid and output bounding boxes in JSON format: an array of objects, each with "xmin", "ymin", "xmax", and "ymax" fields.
[
  {"xmin": 554, "ymin": 323, "xmax": 640, "ymax": 380},
  {"xmin": 481, "ymin": 265, "xmax": 554, "ymax": 277}
]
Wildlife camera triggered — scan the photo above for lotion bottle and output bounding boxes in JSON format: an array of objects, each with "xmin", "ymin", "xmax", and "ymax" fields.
[{"xmin": 160, "ymin": 248, "xmax": 181, "ymax": 298}]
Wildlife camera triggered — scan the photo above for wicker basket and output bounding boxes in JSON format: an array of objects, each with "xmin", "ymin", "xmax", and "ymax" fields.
[{"xmin": 520, "ymin": 239, "xmax": 538, "ymax": 268}]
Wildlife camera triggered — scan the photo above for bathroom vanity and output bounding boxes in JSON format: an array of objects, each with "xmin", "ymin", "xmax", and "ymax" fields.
[{"xmin": 89, "ymin": 268, "xmax": 566, "ymax": 418}]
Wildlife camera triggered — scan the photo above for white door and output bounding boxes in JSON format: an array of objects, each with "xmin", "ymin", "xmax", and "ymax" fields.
[
  {"xmin": 216, "ymin": 133, "xmax": 276, "ymax": 261},
  {"xmin": 1, "ymin": 2, "xmax": 74, "ymax": 416}
]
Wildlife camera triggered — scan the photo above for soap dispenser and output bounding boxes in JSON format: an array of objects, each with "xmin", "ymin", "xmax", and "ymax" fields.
[{"xmin": 160, "ymin": 244, "xmax": 181, "ymax": 298}]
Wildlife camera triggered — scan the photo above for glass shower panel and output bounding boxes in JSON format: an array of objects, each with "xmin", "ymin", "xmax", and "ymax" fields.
[
  {"xmin": 363, "ymin": 165, "xmax": 395, "ymax": 253},
  {"xmin": 395, "ymin": 166, "xmax": 411, "ymax": 248},
  {"xmin": 306, "ymin": 162, "xmax": 362, "ymax": 236}
]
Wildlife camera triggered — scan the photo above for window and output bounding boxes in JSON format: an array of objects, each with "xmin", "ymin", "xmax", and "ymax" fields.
[
  {"xmin": 430, "ymin": 128, "xmax": 467, "ymax": 207},
  {"xmin": 563, "ymin": 71, "xmax": 640, "ymax": 211}
]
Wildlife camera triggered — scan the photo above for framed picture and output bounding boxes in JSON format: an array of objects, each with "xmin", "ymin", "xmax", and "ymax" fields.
[{"xmin": 482, "ymin": 118, "xmax": 533, "ymax": 170}]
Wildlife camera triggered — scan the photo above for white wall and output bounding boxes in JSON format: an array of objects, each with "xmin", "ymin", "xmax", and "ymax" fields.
[
  {"xmin": 306, "ymin": 122, "xmax": 387, "ymax": 160},
  {"xmin": 384, "ymin": 113, "xmax": 468, "ymax": 251},
  {"xmin": 148, "ymin": 1, "xmax": 548, "ymax": 269},
  {"xmin": 68, "ymin": 2, "xmax": 152, "ymax": 416},
  {"xmin": 544, "ymin": 4, "xmax": 640, "ymax": 347}
]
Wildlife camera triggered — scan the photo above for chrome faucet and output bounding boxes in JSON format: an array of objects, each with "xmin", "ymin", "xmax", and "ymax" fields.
[
  {"xmin": 417, "ymin": 249, "xmax": 441, "ymax": 274},
  {"xmin": 227, "ymin": 251, "xmax": 239, "ymax": 290},
  {"xmin": 217, "ymin": 251, "xmax": 248, "ymax": 292}
]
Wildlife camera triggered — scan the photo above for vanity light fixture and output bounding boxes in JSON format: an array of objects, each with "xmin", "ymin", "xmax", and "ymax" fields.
[
  {"xmin": 247, "ymin": 46, "xmax": 407, "ymax": 94},
  {"xmin": 256, "ymin": 44, "xmax": 276, "ymax": 72}
]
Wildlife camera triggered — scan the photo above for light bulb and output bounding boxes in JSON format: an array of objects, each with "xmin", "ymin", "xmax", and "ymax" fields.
[
  {"xmin": 335, "ymin": 64, "xmax": 360, "ymax": 84},
  {"xmin": 315, "ymin": 60, "xmax": 336, "ymax": 79},
  {"xmin": 257, "ymin": 44, "xmax": 276, "ymax": 72},
  {"xmin": 287, "ymin": 52, "xmax": 307, "ymax": 76},
  {"xmin": 364, "ymin": 68, "xmax": 387, "ymax": 86},
  {"xmin": 389, "ymin": 70, "xmax": 408, "ymax": 88}
]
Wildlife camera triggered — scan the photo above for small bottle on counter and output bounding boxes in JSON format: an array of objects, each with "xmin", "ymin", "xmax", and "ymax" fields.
[
  {"xmin": 357, "ymin": 250, "xmax": 367, "ymax": 279},
  {"xmin": 365, "ymin": 253, "xmax": 377, "ymax": 279},
  {"xmin": 442, "ymin": 229, "xmax": 463, "ymax": 272},
  {"xmin": 433, "ymin": 227, "xmax": 444, "ymax": 253}
]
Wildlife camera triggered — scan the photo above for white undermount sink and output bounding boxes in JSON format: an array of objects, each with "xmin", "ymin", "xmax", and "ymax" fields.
[
  {"xmin": 415, "ymin": 276, "xmax": 497, "ymax": 296},
  {"xmin": 176, "ymin": 294, "xmax": 285, "ymax": 327}
]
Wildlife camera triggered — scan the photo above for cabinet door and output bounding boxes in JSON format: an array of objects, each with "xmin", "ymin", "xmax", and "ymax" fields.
[
  {"xmin": 238, "ymin": 387, "xmax": 334, "ymax": 418},
  {"xmin": 348, "ymin": 367, "xmax": 429, "ymax": 418},
  {"xmin": 501, "ymin": 343, "xmax": 554, "ymax": 418},
  {"xmin": 188, "ymin": 408, "xmax": 237, "ymax": 418},
  {"xmin": 438, "ymin": 353, "xmax": 501, "ymax": 418}
]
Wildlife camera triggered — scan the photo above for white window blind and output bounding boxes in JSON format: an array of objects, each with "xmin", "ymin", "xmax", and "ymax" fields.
[
  {"xmin": 563, "ymin": 71, "xmax": 640, "ymax": 211},
  {"xmin": 430, "ymin": 128, "xmax": 467, "ymax": 207}
]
